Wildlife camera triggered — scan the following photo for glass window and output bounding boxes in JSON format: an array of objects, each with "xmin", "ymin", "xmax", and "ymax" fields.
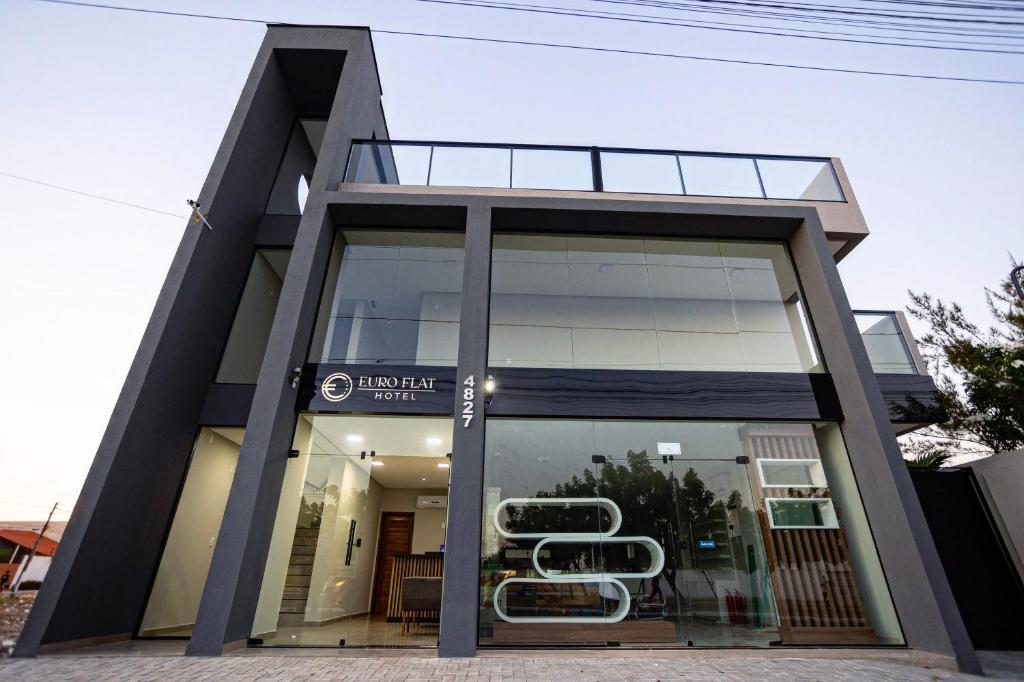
[
  {"xmin": 479, "ymin": 419, "xmax": 904, "ymax": 647},
  {"xmin": 139, "ymin": 428, "xmax": 242, "ymax": 637},
  {"xmin": 309, "ymin": 230, "xmax": 464, "ymax": 366},
  {"xmin": 677, "ymin": 155, "xmax": 763, "ymax": 198},
  {"xmin": 757, "ymin": 459, "xmax": 826, "ymax": 488},
  {"xmin": 428, "ymin": 146, "xmax": 511, "ymax": 188},
  {"xmin": 600, "ymin": 152, "xmax": 683, "ymax": 194},
  {"xmin": 855, "ymin": 313, "xmax": 917, "ymax": 374},
  {"xmin": 488, "ymin": 234, "xmax": 822, "ymax": 372},
  {"xmin": 216, "ymin": 249, "xmax": 291, "ymax": 384},
  {"xmin": 758, "ymin": 159, "xmax": 843, "ymax": 201},
  {"xmin": 512, "ymin": 148, "xmax": 593, "ymax": 191},
  {"xmin": 251, "ymin": 414, "xmax": 453, "ymax": 647}
]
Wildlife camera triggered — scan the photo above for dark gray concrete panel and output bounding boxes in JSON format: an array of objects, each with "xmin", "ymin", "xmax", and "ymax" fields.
[
  {"xmin": 187, "ymin": 29, "xmax": 390, "ymax": 655},
  {"xmin": 199, "ymin": 384, "xmax": 257, "ymax": 427},
  {"xmin": 439, "ymin": 203, "xmax": 491, "ymax": 658},
  {"xmin": 788, "ymin": 216, "xmax": 980, "ymax": 674},
  {"xmin": 14, "ymin": 31, "xmax": 301, "ymax": 657}
]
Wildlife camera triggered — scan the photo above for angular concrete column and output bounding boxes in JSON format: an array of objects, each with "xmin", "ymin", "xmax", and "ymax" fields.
[
  {"xmin": 788, "ymin": 213, "xmax": 980, "ymax": 675},
  {"xmin": 439, "ymin": 203, "xmax": 492, "ymax": 658},
  {"xmin": 187, "ymin": 29, "xmax": 388, "ymax": 655}
]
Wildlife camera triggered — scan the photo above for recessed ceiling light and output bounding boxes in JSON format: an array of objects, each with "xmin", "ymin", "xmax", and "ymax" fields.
[
  {"xmin": 421, "ymin": 477, "xmax": 427, "ymax": 481},
  {"xmin": 437, "ymin": 462, "xmax": 450, "ymax": 469},
  {"xmin": 346, "ymin": 434, "xmax": 363, "ymax": 444},
  {"xmin": 371, "ymin": 461, "xmax": 384, "ymax": 467},
  {"xmin": 425, "ymin": 437, "xmax": 443, "ymax": 446}
]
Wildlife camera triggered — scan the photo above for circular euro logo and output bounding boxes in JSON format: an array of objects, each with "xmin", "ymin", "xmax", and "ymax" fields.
[{"xmin": 321, "ymin": 372, "xmax": 353, "ymax": 402}]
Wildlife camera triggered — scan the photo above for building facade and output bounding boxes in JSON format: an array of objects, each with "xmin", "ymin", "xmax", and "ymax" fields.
[{"xmin": 15, "ymin": 25, "xmax": 980, "ymax": 672}]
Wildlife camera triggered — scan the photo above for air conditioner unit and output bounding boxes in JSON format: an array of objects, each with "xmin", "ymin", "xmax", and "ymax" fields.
[{"xmin": 416, "ymin": 495, "xmax": 448, "ymax": 509}]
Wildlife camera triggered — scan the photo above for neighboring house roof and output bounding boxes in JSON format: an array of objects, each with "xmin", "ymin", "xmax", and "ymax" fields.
[
  {"xmin": 0, "ymin": 521, "xmax": 67, "ymax": 542},
  {"xmin": 0, "ymin": 529, "xmax": 59, "ymax": 556}
]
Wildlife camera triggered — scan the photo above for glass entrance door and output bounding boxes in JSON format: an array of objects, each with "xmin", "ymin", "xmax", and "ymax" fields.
[{"xmin": 594, "ymin": 453, "xmax": 778, "ymax": 646}]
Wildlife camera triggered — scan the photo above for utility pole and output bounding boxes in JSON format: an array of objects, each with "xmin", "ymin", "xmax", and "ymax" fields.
[{"xmin": 13, "ymin": 501, "xmax": 58, "ymax": 591}]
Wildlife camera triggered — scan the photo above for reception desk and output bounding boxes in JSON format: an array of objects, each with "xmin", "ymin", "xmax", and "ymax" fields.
[{"xmin": 386, "ymin": 553, "xmax": 444, "ymax": 621}]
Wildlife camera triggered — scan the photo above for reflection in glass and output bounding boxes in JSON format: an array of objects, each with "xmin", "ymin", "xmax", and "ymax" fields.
[
  {"xmin": 600, "ymin": 152, "xmax": 683, "ymax": 194},
  {"xmin": 758, "ymin": 159, "xmax": 843, "ymax": 201},
  {"xmin": 252, "ymin": 414, "xmax": 453, "ymax": 647},
  {"xmin": 428, "ymin": 146, "xmax": 511, "ymax": 188},
  {"xmin": 512, "ymin": 148, "xmax": 593, "ymax": 191},
  {"xmin": 677, "ymin": 155, "xmax": 763, "ymax": 198},
  {"xmin": 309, "ymin": 230, "xmax": 464, "ymax": 366},
  {"xmin": 140, "ymin": 428, "xmax": 242, "ymax": 637},
  {"xmin": 216, "ymin": 249, "xmax": 291, "ymax": 383},
  {"xmin": 488, "ymin": 234, "xmax": 822, "ymax": 372},
  {"xmin": 855, "ymin": 313, "xmax": 917, "ymax": 374},
  {"xmin": 479, "ymin": 419, "xmax": 905, "ymax": 647}
]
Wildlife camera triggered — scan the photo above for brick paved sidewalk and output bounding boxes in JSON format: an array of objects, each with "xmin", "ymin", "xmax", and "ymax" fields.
[{"xmin": 0, "ymin": 654, "xmax": 976, "ymax": 681}]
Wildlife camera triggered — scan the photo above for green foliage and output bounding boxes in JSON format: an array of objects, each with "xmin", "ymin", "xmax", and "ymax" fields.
[{"xmin": 904, "ymin": 255, "xmax": 1024, "ymax": 460}]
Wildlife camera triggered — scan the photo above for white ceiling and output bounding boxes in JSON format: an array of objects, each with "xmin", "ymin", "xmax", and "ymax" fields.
[{"xmin": 303, "ymin": 415, "xmax": 454, "ymax": 490}]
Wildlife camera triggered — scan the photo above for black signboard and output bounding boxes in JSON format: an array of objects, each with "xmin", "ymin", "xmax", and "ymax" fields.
[{"xmin": 298, "ymin": 363, "xmax": 457, "ymax": 414}]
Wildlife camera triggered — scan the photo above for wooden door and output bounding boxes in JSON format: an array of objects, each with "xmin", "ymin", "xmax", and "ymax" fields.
[{"xmin": 372, "ymin": 513, "xmax": 414, "ymax": 616}]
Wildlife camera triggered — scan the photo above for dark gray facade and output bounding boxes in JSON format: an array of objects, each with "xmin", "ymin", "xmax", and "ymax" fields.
[{"xmin": 14, "ymin": 25, "xmax": 980, "ymax": 674}]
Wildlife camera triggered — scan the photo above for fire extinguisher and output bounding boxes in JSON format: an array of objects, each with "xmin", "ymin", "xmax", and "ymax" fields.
[
  {"xmin": 725, "ymin": 590, "xmax": 736, "ymax": 624},
  {"xmin": 734, "ymin": 591, "xmax": 748, "ymax": 625}
]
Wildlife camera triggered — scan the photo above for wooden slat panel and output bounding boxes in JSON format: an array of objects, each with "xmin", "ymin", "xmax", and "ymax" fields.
[
  {"xmin": 387, "ymin": 554, "xmax": 444, "ymax": 620},
  {"xmin": 742, "ymin": 427, "xmax": 878, "ymax": 643}
]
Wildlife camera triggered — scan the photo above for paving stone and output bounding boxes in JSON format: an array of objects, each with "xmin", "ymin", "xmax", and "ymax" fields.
[{"xmin": 0, "ymin": 654, "xmax": 979, "ymax": 682}]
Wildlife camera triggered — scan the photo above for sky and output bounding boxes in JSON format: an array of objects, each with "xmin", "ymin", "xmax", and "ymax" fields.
[{"xmin": 0, "ymin": 0, "xmax": 1021, "ymax": 521}]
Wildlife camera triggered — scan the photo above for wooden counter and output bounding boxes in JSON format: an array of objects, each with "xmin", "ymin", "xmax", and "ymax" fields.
[{"xmin": 385, "ymin": 553, "xmax": 443, "ymax": 621}]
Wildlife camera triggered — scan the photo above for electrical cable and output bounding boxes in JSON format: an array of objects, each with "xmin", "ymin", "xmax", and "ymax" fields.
[
  {"xmin": 581, "ymin": 0, "xmax": 1024, "ymax": 37},
  {"xmin": 20, "ymin": 0, "xmax": 1024, "ymax": 85},
  {"xmin": 418, "ymin": 0, "xmax": 1024, "ymax": 52},
  {"xmin": 588, "ymin": 0, "xmax": 1024, "ymax": 23},
  {"xmin": 0, "ymin": 171, "xmax": 187, "ymax": 219}
]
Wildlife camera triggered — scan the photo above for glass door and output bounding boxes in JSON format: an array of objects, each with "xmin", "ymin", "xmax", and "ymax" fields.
[
  {"xmin": 593, "ymin": 453, "xmax": 778, "ymax": 646},
  {"xmin": 256, "ymin": 451, "xmax": 374, "ymax": 646},
  {"xmin": 670, "ymin": 458, "xmax": 778, "ymax": 646}
]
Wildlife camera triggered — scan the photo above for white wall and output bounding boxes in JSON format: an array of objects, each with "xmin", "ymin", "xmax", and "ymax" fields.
[
  {"xmin": 380, "ymin": 488, "xmax": 448, "ymax": 554},
  {"xmin": 139, "ymin": 429, "xmax": 239, "ymax": 635}
]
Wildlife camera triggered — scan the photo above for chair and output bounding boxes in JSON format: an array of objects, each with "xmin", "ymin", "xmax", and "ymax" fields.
[{"xmin": 401, "ymin": 576, "xmax": 443, "ymax": 635}]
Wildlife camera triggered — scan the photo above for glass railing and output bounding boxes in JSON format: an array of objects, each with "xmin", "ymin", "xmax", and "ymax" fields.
[
  {"xmin": 854, "ymin": 311, "xmax": 922, "ymax": 375},
  {"xmin": 343, "ymin": 140, "xmax": 846, "ymax": 202}
]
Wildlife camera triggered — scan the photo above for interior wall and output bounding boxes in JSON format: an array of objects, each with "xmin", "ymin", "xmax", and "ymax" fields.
[
  {"xmin": 379, "ymin": 488, "xmax": 448, "ymax": 554},
  {"xmin": 304, "ymin": 457, "xmax": 373, "ymax": 623},
  {"xmin": 139, "ymin": 429, "xmax": 240, "ymax": 635}
]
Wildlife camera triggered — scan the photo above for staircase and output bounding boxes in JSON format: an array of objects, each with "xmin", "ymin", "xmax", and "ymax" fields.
[{"xmin": 278, "ymin": 525, "xmax": 320, "ymax": 626}]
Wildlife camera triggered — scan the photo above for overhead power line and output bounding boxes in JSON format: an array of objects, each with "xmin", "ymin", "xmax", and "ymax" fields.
[
  {"xmin": 587, "ymin": 0, "xmax": 1024, "ymax": 36},
  {"xmin": 590, "ymin": 0, "xmax": 1024, "ymax": 23},
  {"xmin": 0, "ymin": 171, "xmax": 187, "ymax": 219},
  {"xmin": 418, "ymin": 0, "xmax": 1024, "ymax": 52},
  {"xmin": 21, "ymin": 0, "xmax": 1024, "ymax": 85}
]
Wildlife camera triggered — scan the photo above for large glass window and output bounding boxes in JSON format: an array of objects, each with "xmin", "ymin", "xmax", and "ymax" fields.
[
  {"xmin": 216, "ymin": 249, "xmax": 291, "ymax": 383},
  {"xmin": 488, "ymin": 235, "xmax": 822, "ymax": 372},
  {"xmin": 479, "ymin": 419, "xmax": 903, "ymax": 647},
  {"xmin": 139, "ymin": 428, "xmax": 242, "ymax": 637},
  {"xmin": 855, "ymin": 312, "xmax": 918, "ymax": 374},
  {"xmin": 251, "ymin": 414, "xmax": 453, "ymax": 647},
  {"xmin": 308, "ymin": 230, "xmax": 465, "ymax": 366}
]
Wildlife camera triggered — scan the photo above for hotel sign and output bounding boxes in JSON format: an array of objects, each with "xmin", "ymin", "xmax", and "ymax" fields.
[{"xmin": 299, "ymin": 364, "xmax": 456, "ymax": 414}]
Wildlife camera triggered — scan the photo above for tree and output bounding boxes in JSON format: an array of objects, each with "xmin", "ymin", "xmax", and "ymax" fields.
[{"xmin": 902, "ymin": 256, "xmax": 1024, "ymax": 462}]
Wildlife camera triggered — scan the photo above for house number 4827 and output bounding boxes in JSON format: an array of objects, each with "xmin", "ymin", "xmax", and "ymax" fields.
[{"xmin": 461, "ymin": 375, "xmax": 475, "ymax": 428}]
